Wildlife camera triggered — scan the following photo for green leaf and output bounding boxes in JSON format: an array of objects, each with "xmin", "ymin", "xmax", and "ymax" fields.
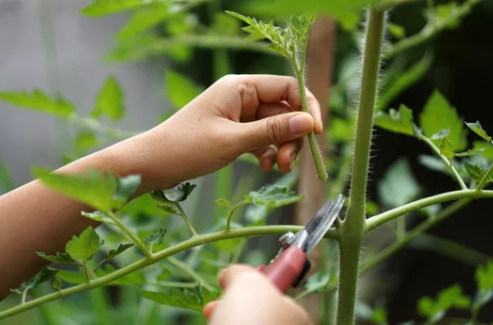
[
  {"xmin": 165, "ymin": 70, "xmax": 204, "ymax": 108},
  {"xmin": 92, "ymin": 76, "xmax": 125, "ymax": 121},
  {"xmin": 439, "ymin": 137, "xmax": 455, "ymax": 159},
  {"xmin": 371, "ymin": 307, "xmax": 388, "ymax": 325},
  {"xmin": 117, "ymin": 2, "xmax": 169, "ymax": 38},
  {"xmin": 466, "ymin": 121, "xmax": 492, "ymax": 142},
  {"xmin": 21, "ymin": 266, "xmax": 59, "ymax": 290},
  {"xmin": 81, "ymin": 211, "xmax": 114, "ymax": 224},
  {"xmin": 387, "ymin": 23, "xmax": 405, "ymax": 39},
  {"xmin": 0, "ymin": 89, "xmax": 75, "ymax": 117},
  {"xmin": 378, "ymin": 158, "xmax": 421, "ymax": 208},
  {"xmin": 431, "ymin": 129, "xmax": 451, "ymax": 140},
  {"xmin": 305, "ymin": 271, "xmax": 331, "ymax": 293},
  {"xmin": 475, "ymin": 261, "xmax": 493, "ymax": 309},
  {"xmin": 136, "ymin": 284, "xmax": 218, "ymax": 311},
  {"xmin": 114, "ymin": 174, "xmax": 141, "ymax": 201},
  {"xmin": 245, "ymin": 185, "xmax": 303, "ymax": 208},
  {"xmin": 425, "ymin": 2, "xmax": 462, "ymax": 29},
  {"xmin": 214, "ymin": 199, "xmax": 232, "ymax": 209},
  {"xmin": 455, "ymin": 147, "xmax": 485, "ymax": 158},
  {"xmin": 374, "ymin": 105, "xmax": 414, "ymax": 136},
  {"xmin": 52, "ymin": 277, "xmax": 63, "ymax": 291},
  {"xmin": 157, "ymin": 203, "xmax": 178, "ymax": 214},
  {"xmin": 464, "ymin": 163, "xmax": 492, "ymax": 184},
  {"xmin": 211, "ymin": 12, "xmax": 241, "ymax": 37},
  {"xmin": 419, "ymin": 90, "xmax": 467, "ymax": 151},
  {"xmin": 33, "ymin": 167, "xmax": 117, "ymax": 212},
  {"xmin": 144, "ymin": 228, "xmax": 166, "ymax": 245},
  {"xmin": 0, "ymin": 154, "xmax": 14, "ymax": 192},
  {"xmin": 36, "ymin": 252, "xmax": 77, "ymax": 265},
  {"xmin": 474, "ymin": 141, "xmax": 493, "ymax": 160},
  {"xmin": 151, "ymin": 183, "xmax": 197, "ymax": 203},
  {"xmin": 81, "ymin": 0, "xmax": 146, "ymax": 17},
  {"xmin": 66, "ymin": 227, "xmax": 104, "ymax": 262},
  {"xmin": 57, "ymin": 265, "xmax": 146, "ymax": 286},
  {"xmin": 97, "ymin": 243, "xmax": 134, "ymax": 268},
  {"xmin": 418, "ymin": 284, "xmax": 471, "ymax": 322},
  {"xmin": 76, "ymin": 132, "xmax": 98, "ymax": 150},
  {"xmin": 328, "ymin": 117, "xmax": 353, "ymax": 143}
]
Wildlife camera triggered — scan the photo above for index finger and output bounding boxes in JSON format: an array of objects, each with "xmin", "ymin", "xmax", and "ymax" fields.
[{"xmin": 234, "ymin": 75, "xmax": 323, "ymax": 134}]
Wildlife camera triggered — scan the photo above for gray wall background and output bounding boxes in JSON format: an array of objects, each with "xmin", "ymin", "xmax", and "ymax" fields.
[{"xmin": 0, "ymin": 0, "xmax": 170, "ymax": 190}]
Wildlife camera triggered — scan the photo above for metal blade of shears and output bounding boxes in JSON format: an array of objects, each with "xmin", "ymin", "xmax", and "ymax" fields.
[{"xmin": 304, "ymin": 194, "xmax": 345, "ymax": 254}]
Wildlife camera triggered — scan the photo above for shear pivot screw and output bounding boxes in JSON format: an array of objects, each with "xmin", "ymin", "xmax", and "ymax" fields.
[{"xmin": 279, "ymin": 232, "xmax": 296, "ymax": 249}]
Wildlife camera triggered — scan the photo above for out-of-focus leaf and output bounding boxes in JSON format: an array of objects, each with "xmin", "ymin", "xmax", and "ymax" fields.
[
  {"xmin": 475, "ymin": 260, "xmax": 493, "ymax": 309},
  {"xmin": 455, "ymin": 147, "xmax": 485, "ymax": 158},
  {"xmin": 371, "ymin": 307, "xmax": 388, "ymax": 325},
  {"xmin": 439, "ymin": 137, "xmax": 455, "ymax": 159},
  {"xmin": 92, "ymin": 76, "xmax": 125, "ymax": 121},
  {"xmin": 57, "ymin": 265, "xmax": 146, "ymax": 286},
  {"xmin": 165, "ymin": 70, "xmax": 204, "ymax": 108},
  {"xmin": 425, "ymin": 2, "xmax": 462, "ymax": 29},
  {"xmin": 387, "ymin": 23, "xmax": 405, "ymax": 39},
  {"xmin": 378, "ymin": 158, "xmax": 421, "ymax": 208},
  {"xmin": 151, "ymin": 183, "xmax": 197, "ymax": 203},
  {"xmin": 76, "ymin": 132, "xmax": 98, "ymax": 150},
  {"xmin": 214, "ymin": 199, "xmax": 232, "ymax": 209},
  {"xmin": 473, "ymin": 141, "xmax": 493, "ymax": 160},
  {"xmin": 114, "ymin": 174, "xmax": 141, "ymax": 201},
  {"xmin": 466, "ymin": 121, "xmax": 492, "ymax": 142},
  {"xmin": 419, "ymin": 90, "xmax": 467, "ymax": 151},
  {"xmin": 211, "ymin": 12, "xmax": 241, "ymax": 36},
  {"xmin": 81, "ymin": 0, "xmax": 147, "ymax": 17},
  {"xmin": 157, "ymin": 203, "xmax": 178, "ymax": 214},
  {"xmin": 418, "ymin": 284, "xmax": 471, "ymax": 322},
  {"xmin": 305, "ymin": 271, "xmax": 332, "ymax": 292},
  {"xmin": 464, "ymin": 163, "xmax": 492, "ymax": 184},
  {"xmin": 137, "ymin": 284, "xmax": 219, "ymax": 311},
  {"xmin": 378, "ymin": 53, "xmax": 432, "ymax": 110},
  {"xmin": 66, "ymin": 227, "xmax": 104, "ymax": 262},
  {"xmin": 245, "ymin": 185, "xmax": 303, "ymax": 208},
  {"xmin": 328, "ymin": 117, "xmax": 353, "ymax": 143},
  {"xmin": 144, "ymin": 228, "xmax": 166, "ymax": 245},
  {"xmin": 36, "ymin": 252, "xmax": 77, "ymax": 265},
  {"xmin": 117, "ymin": 2, "xmax": 169, "ymax": 38},
  {"xmin": 374, "ymin": 105, "xmax": 414, "ymax": 136},
  {"xmin": 431, "ymin": 129, "xmax": 451, "ymax": 140},
  {"xmin": 0, "ymin": 89, "xmax": 75, "ymax": 117},
  {"xmin": 20, "ymin": 267, "xmax": 59, "ymax": 290},
  {"xmin": 52, "ymin": 277, "xmax": 63, "ymax": 291},
  {"xmin": 33, "ymin": 167, "xmax": 117, "ymax": 212},
  {"xmin": 0, "ymin": 154, "xmax": 13, "ymax": 192},
  {"xmin": 81, "ymin": 211, "xmax": 114, "ymax": 224}
]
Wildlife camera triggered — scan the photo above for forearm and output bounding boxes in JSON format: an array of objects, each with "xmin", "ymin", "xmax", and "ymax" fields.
[{"xmin": 0, "ymin": 134, "xmax": 160, "ymax": 299}]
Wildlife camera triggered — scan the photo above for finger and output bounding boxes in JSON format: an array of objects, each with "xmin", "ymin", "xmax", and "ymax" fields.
[
  {"xmin": 234, "ymin": 75, "xmax": 323, "ymax": 132},
  {"xmin": 277, "ymin": 139, "xmax": 303, "ymax": 173},
  {"xmin": 238, "ymin": 112, "xmax": 314, "ymax": 152},
  {"xmin": 282, "ymin": 297, "xmax": 312, "ymax": 325},
  {"xmin": 218, "ymin": 264, "xmax": 260, "ymax": 289},
  {"xmin": 255, "ymin": 102, "xmax": 294, "ymax": 121},
  {"xmin": 203, "ymin": 301, "xmax": 219, "ymax": 320},
  {"xmin": 252, "ymin": 146, "xmax": 277, "ymax": 172}
]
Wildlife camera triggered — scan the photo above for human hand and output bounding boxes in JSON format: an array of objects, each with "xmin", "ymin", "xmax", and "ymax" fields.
[
  {"xmin": 203, "ymin": 264, "xmax": 311, "ymax": 325},
  {"xmin": 128, "ymin": 74, "xmax": 322, "ymax": 192}
]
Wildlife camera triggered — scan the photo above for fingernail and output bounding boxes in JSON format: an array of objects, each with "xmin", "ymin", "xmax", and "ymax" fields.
[{"xmin": 289, "ymin": 114, "xmax": 313, "ymax": 134}]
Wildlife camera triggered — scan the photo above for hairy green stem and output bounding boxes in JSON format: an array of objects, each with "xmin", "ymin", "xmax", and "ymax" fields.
[
  {"xmin": 167, "ymin": 256, "xmax": 215, "ymax": 292},
  {"xmin": 225, "ymin": 201, "xmax": 249, "ymax": 231},
  {"xmin": 366, "ymin": 190, "xmax": 493, "ymax": 231},
  {"xmin": 420, "ymin": 136, "xmax": 467, "ymax": 190},
  {"xmin": 295, "ymin": 69, "xmax": 328, "ymax": 181},
  {"xmin": 337, "ymin": 9, "xmax": 386, "ymax": 325},
  {"xmin": 476, "ymin": 163, "xmax": 493, "ymax": 191},
  {"xmin": 106, "ymin": 211, "xmax": 152, "ymax": 259},
  {"xmin": 175, "ymin": 203, "xmax": 198, "ymax": 236},
  {"xmin": 21, "ymin": 289, "xmax": 29, "ymax": 305},
  {"xmin": 0, "ymin": 225, "xmax": 337, "ymax": 320}
]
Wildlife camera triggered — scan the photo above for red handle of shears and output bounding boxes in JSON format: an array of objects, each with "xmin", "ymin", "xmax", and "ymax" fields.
[{"xmin": 258, "ymin": 246, "xmax": 307, "ymax": 293}]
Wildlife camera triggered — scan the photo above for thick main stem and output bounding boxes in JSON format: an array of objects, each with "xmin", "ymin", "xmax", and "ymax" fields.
[{"xmin": 337, "ymin": 9, "xmax": 386, "ymax": 325}]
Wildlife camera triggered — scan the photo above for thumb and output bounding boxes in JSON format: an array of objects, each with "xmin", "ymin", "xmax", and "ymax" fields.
[{"xmin": 239, "ymin": 112, "xmax": 314, "ymax": 151}]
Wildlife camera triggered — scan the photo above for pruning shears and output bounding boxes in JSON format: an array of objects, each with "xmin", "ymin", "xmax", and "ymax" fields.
[{"xmin": 258, "ymin": 194, "xmax": 345, "ymax": 293}]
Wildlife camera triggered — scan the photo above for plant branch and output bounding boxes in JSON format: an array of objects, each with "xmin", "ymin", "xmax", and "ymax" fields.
[
  {"xmin": 366, "ymin": 190, "xmax": 493, "ymax": 231},
  {"xmin": 106, "ymin": 211, "xmax": 152, "ymax": 259},
  {"xmin": 419, "ymin": 136, "xmax": 468, "ymax": 189},
  {"xmin": 337, "ymin": 9, "xmax": 386, "ymax": 325},
  {"xmin": 167, "ymin": 256, "xmax": 216, "ymax": 292},
  {"xmin": 0, "ymin": 225, "xmax": 337, "ymax": 320},
  {"xmin": 476, "ymin": 163, "xmax": 493, "ymax": 191},
  {"xmin": 295, "ymin": 67, "xmax": 328, "ymax": 181},
  {"xmin": 361, "ymin": 198, "xmax": 471, "ymax": 271},
  {"xmin": 225, "ymin": 201, "xmax": 249, "ymax": 231},
  {"xmin": 384, "ymin": 0, "xmax": 481, "ymax": 58},
  {"xmin": 21, "ymin": 289, "xmax": 29, "ymax": 305},
  {"xmin": 174, "ymin": 203, "xmax": 198, "ymax": 236}
]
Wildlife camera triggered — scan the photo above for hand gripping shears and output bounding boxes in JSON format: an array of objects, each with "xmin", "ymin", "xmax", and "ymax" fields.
[{"xmin": 258, "ymin": 194, "xmax": 345, "ymax": 293}]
